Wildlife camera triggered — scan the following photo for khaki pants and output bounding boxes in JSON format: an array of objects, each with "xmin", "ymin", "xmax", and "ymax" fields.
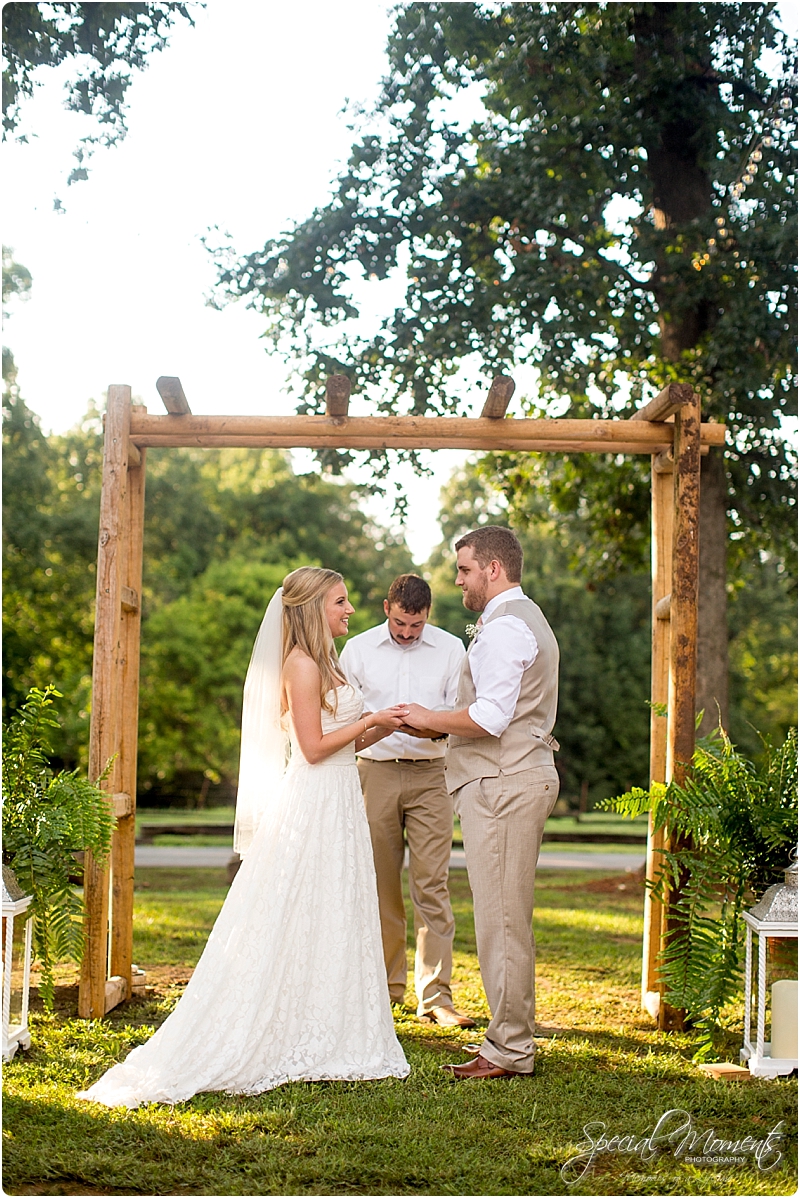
[
  {"xmin": 454, "ymin": 764, "xmax": 559, "ymax": 1073},
  {"xmin": 358, "ymin": 758, "xmax": 455, "ymax": 1014}
]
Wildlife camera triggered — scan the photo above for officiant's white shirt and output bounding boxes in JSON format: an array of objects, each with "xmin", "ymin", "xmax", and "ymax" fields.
[{"xmin": 341, "ymin": 621, "xmax": 465, "ymax": 760}]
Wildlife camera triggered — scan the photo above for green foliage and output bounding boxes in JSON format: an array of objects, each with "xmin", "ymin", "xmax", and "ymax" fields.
[
  {"xmin": 2, "ymin": 398, "xmax": 414, "ymax": 793},
  {"xmin": 212, "ymin": 2, "xmax": 797, "ymax": 565},
  {"xmin": 2, "ymin": 397, "xmax": 102, "ymax": 755},
  {"xmin": 428, "ymin": 464, "xmax": 652, "ymax": 804},
  {"xmin": 2, "ymin": 687, "xmax": 115, "ymax": 1007},
  {"xmin": 2, "ymin": 2, "xmax": 194, "ymax": 183},
  {"xmin": 138, "ymin": 559, "xmax": 289, "ymax": 789},
  {"xmin": 2, "ymin": 245, "xmax": 32, "ymax": 307},
  {"xmin": 604, "ymin": 726, "xmax": 798, "ymax": 1058},
  {"xmin": 728, "ymin": 551, "xmax": 798, "ymax": 754}
]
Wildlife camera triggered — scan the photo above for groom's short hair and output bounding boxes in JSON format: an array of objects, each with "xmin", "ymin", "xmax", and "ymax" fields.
[
  {"xmin": 387, "ymin": 574, "xmax": 431, "ymax": 613},
  {"xmin": 455, "ymin": 526, "xmax": 523, "ymax": 582}
]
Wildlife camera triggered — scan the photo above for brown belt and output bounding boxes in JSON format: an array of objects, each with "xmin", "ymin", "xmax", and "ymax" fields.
[{"xmin": 365, "ymin": 757, "xmax": 441, "ymax": 765}]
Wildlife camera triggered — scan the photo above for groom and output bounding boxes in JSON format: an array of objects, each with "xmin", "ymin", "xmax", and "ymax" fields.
[{"xmin": 402, "ymin": 526, "xmax": 559, "ymax": 1079}]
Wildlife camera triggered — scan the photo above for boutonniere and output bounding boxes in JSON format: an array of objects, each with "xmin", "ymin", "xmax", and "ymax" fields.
[{"xmin": 465, "ymin": 623, "xmax": 479, "ymax": 641}]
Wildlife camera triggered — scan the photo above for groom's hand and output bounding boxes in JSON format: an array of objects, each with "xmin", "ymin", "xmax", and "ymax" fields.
[
  {"xmin": 398, "ymin": 724, "xmax": 442, "ymax": 739},
  {"xmin": 402, "ymin": 703, "xmax": 435, "ymax": 730}
]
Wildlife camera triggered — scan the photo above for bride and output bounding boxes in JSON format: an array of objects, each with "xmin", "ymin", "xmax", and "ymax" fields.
[{"xmin": 78, "ymin": 567, "xmax": 411, "ymax": 1107}]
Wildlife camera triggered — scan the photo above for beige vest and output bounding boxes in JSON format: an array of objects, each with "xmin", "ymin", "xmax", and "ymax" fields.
[{"xmin": 444, "ymin": 596, "xmax": 559, "ymax": 794}]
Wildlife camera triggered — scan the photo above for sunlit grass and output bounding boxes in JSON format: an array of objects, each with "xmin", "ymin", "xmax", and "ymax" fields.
[{"xmin": 3, "ymin": 869, "xmax": 796, "ymax": 1196}]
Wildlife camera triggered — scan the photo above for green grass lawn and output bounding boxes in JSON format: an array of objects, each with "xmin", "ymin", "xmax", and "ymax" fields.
[
  {"xmin": 3, "ymin": 869, "xmax": 796, "ymax": 1196},
  {"xmin": 134, "ymin": 808, "xmax": 648, "ymax": 850}
]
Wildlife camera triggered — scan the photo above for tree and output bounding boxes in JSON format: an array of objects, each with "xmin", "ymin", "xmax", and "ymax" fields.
[
  {"xmin": 2, "ymin": 2, "xmax": 194, "ymax": 183},
  {"xmin": 429, "ymin": 457, "xmax": 797, "ymax": 804},
  {"xmin": 3, "ymin": 246, "xmax": 32, "ymax": 402},
  {"xmin": 213, "ymin": 2, "xmax": 798, "ymax": 735},
  {"xmin": 427, "ymin": 463, "xmax": 653, "ymax": 806},
  {"xmin": 2, "ymin": 403, "xmax": 415, "ymax": 795}
]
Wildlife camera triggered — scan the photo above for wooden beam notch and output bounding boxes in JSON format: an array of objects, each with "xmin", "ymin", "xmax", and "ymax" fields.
[
  {"xmin": 156, "ymin": 377, "xmax": 191, "ymax": 415},
  {"xmin": 325, "ymin": 375, "xmax": 351, "ymax": 418},
  {"xmin": 630, "ymin": 382, "xmax": 694, "ymax": 423},
  {"xmin": 481, "ymin": 375, "xmax": 516, "ymax": 419}
]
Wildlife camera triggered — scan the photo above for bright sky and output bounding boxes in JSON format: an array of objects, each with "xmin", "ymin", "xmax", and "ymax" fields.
[
  {"xmin": 3, "ymin": 1, "xmax": 478, "ymax": 564},
  {"xmin": 4, "ymin": 2, "xmax": 797, "ymax": 563}
]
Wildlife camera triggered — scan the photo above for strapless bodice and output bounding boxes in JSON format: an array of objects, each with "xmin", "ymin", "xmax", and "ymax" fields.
[{"xmin": 290, "ymin": 683, "xmax": 363, "ymax": 767}]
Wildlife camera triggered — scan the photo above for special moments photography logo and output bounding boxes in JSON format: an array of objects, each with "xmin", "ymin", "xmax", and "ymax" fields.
[{"xmin": 560, "ymin": 1108, "xmax": 786, "ymax": 1185}]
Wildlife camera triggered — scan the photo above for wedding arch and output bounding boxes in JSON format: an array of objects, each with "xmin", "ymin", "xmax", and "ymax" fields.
[{"xmin": 79, "ymin": 375, "xmax": 724, "ymax": 1029}]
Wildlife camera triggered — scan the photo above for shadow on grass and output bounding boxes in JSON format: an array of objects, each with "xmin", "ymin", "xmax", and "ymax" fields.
[{"xmin": 4, "ymin": 1042, "xmax": 797, "ymax": 1197}]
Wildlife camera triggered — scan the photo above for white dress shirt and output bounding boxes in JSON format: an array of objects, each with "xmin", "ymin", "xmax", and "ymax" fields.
[
  {"xmin": 340, "ymin": 621, "xmax": 466, "ymax": 760},
  {"xmin": 468, "ymin": 586, "xmax": 539, "ymax": 738}
]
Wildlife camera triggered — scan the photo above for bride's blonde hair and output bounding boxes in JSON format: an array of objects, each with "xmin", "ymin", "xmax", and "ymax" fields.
[{"xmin": 281, "ymin": 567, "xmax": 347, "ymax": 714}]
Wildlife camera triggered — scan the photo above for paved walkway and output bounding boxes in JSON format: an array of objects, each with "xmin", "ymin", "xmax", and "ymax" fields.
[{"xmin": 135, "ymin": 846, "xmax": 645, "ymax": 872}]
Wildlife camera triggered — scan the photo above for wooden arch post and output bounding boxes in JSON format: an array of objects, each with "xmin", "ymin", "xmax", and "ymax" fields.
[
  {"xmin": 78, "ymin": 386, "xmax": 147, "ymax": 1018},
  {"xmin": 80, "ymin": 375, "xmax": 713, "ymax": 1017},
  {"xmin": 633, "ymin": 384, "xmax": 702, "ymax": 1028}
]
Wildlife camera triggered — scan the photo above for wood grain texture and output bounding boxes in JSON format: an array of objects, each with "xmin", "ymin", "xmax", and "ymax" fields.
[
  {"xmin": 641, "ymin": 461, "xmax": 674, "ymax": 1011},
  {"xmin": 668, "ymin": 391, "xmax": 701, "ymax": 785},
  {"xmin": 127, "ymin": 411, "xmax": 724, "ymax": 451},
  {"xmin": 120, "ymin": 586, "xmax": 139, "ymax": 613},
  {"xmin": 658, "ymin": 389, "xmax": 702, "ymax": 1032},
  {"xmin": 655, "ymin": 594, "xmax": 672, "ymax": 620},
  {"xmin": 652, "ymin": 448, "xmax": 675, "ymax": 474},
  {"xmin": 104, "ymin": 975, "xmax": 127, "ymax": 1014},
  {"xmin": 110, "ymin": 448, "xmax": 147, "ymax": 998},
  {"xmin": 111, "ymin": 792, "xmax": 133, "ymax": 817},
  {"xmin": 480, "ymin": 375, "xmax": 516, "ymax": 418},
  {"xmin": 79, "ymin": 386, "xmax": 131, "ymax": 1019},
  {"xmin": 629, "ymin": 382, "xmax": 695, "ymax": 423},
  {"xmin": 325, "ymin": 375, "xmax": 351, "ymax": 417},
  {"xmin": 156, "ymin": 376, "xmax": 191, "ymax": 415}
]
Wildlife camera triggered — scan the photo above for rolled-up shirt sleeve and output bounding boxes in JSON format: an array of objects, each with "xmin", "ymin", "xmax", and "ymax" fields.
[{"xmin": 467, "ymin": 616, "xmax": 538, "ymax": 737}]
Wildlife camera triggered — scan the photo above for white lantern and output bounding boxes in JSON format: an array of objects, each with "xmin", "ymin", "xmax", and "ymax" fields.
[
  {"xmin": 741, "ymin": 858, "xmax": 798, "ymax": 1079},
  {"xmin": 2, "ymin": 865, "xmax": 34, "ymax": 1062}
]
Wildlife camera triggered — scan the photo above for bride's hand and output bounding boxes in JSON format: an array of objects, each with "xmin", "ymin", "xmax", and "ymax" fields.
[{"xmin": 369, "ymin": 705, "xmax": 410, "ymax": 730}]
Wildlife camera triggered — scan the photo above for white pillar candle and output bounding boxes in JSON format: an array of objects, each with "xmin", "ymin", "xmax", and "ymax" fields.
[{"xmin": 771, "ymin": 979, "xmax": 798, "ymax": 1060}]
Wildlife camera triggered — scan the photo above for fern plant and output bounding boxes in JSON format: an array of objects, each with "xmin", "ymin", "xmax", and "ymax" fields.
[
  {"xmin": 2, "ymin": 687, "xmax": 115, "ymax": 1008},
  {"xmin": 603, "ymin": 726, "xmax": 797, "ymax": 1059}
]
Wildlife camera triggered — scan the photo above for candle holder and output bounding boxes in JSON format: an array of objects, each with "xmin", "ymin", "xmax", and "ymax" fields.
[
  {"xmin": 740, "ymin": 856, "xmax": 798, "ymax": 1079},
  {"xmin": 2, "ymin": 866, "xmax": 34, "ymax": 1062}
]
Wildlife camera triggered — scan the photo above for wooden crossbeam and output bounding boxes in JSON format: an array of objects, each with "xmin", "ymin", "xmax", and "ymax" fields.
[
  {"xmin": 129, "ymin": 412, "xmax": 725, "ymax": 453},
  {"xmin": 325, "ymin": 376, "xmax": 351, "ymax": 417},
  {"xmin": 481, "ymin": 375, "xmax": 516, "ymax": 418},
  {"xmin": 156, "ymin": 376, "xmax": 191, "ymax": 415},
  {"xmin": 630, "ymin": 382, "xmax": 694, "ymax": 422}
]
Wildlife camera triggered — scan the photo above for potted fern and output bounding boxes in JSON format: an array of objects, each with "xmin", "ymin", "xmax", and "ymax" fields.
[
  {"xmin": 603, "ymin": 725, "xmax": 798, "ymax": 1059},
  {"xmin": 2, "ymin": 687, "xmax": 115, "ymax": 1008}
]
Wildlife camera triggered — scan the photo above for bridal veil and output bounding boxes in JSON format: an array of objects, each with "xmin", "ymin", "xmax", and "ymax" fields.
[{"xmin": 233, "ymin": 586, "xmax": 289, "ymax": 854}]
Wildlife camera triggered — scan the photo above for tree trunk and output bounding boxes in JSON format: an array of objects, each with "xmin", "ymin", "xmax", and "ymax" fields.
[
  {"xmin": 633, "ymin": 5, "xmax": 729, "ymax": 737},
  {"xmin": 696, "ymin": 449, "xmax": 729, "ymax": 734}
]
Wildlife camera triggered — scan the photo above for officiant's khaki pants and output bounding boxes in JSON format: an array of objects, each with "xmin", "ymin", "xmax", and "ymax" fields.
[
  {"xmin": 454, "ymin": 764, "xmax": 559, "ymax": 1073},
  {"xmin": 358, "ymin": 758, "xmax": 455, "ymax": 1014}
]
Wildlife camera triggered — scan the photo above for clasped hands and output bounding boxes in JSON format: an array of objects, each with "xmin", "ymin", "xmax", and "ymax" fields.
[{"xmin": 365, "ymin": 703, "xmax": 444, "ymax": 740}]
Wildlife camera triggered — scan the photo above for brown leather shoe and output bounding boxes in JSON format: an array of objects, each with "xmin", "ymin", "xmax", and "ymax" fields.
[
  {"xmin": 419, "ymin": 1005, "xmax": 477, "ymax": 1029},
  {"xmin": 441, "ymin": 1053, "xmax": 529, "ymax": 1080}
]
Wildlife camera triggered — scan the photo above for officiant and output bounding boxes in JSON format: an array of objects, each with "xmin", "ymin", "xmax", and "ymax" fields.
[{"xmin": 340, "ymin": 574, "xmax": 474, "ymax": 1028}]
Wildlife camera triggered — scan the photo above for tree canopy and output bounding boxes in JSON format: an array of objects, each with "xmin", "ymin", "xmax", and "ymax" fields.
[
  {"xmin": 429, "ymin": 459, "xmax": 796, "ymax": 797},
  {"xmin": 213, "ymin": 1, "xmax": 797, "ymax": 561},
  {"xmin": 3, "ymin": 2, "xmax": 194, "ymax": 183}
]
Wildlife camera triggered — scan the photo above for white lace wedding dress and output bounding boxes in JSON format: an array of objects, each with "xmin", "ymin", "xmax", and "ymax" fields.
[{"xmin": 78, "ymin": 685, "xmax": 409, "ymax": 1107}]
